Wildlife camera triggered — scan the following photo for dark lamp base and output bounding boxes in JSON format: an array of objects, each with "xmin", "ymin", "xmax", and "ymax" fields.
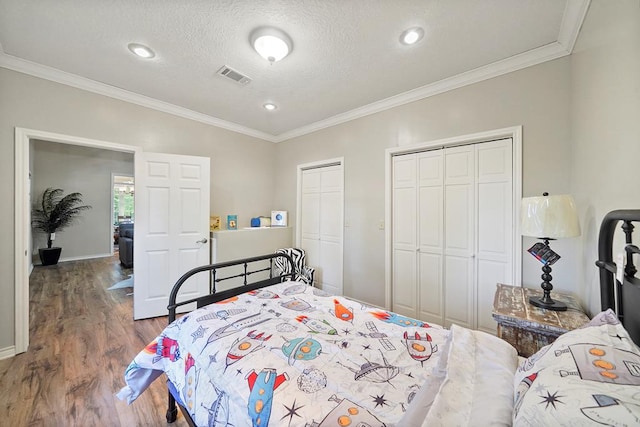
[{"xmin": 529, "ymin": 296, "xmax": 568, "ymax": 312}]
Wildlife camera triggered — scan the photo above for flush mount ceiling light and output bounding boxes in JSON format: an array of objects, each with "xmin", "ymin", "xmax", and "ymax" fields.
[
  {"xmin": 128, "ymin": 43, "xmax": 155, "ymax": 59},
  {"xmin": 250, "ymin": 27, "xmax": 293, "ymax": 62},
  {"xmin": 400, "ymin": 27, "xmax": 424, "ymax": 45},
  {"xmin": 263, "ymin": 103, "xmax": 277, "ymax": 111}
]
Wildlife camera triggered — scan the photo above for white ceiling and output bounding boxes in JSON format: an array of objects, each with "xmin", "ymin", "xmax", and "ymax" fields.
[{"xmin": 0, "ymin": 1, "xmax": 589, "ymax": 142}]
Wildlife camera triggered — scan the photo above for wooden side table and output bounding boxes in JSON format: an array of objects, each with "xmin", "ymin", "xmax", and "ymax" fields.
[{"xmin": 492, "ymin": 283, "xmax": 590, "ymax": 357}]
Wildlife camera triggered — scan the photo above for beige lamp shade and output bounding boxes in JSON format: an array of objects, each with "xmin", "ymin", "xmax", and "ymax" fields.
[{"xmin": 521, "ymin": 194, "xmax": 581, "ymax": 239}]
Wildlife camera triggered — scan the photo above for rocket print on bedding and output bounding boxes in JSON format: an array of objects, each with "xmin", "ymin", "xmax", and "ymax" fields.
[{"xmin": 120, "ymin": 281, "xmax": 450, "ymax": 426}]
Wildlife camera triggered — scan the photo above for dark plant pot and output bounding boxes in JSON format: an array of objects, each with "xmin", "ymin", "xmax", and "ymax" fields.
[{"xmin": 39, "ymin": 247, "xmax": 62, "ymax": 266}]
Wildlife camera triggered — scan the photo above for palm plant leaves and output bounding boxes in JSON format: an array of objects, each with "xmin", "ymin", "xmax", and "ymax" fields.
[{"xmin": 32, "ymin": 188, "xmax": 92, "ymax": 234}]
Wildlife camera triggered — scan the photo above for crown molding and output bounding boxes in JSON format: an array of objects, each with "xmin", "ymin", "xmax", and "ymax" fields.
[
  {"xmin": 1, "ymin": 0, "xmax": 589, "ymax": 144},
  {"xmin": 271, "ymin": 0, "xmax": 591, "ymax": 143},
  {"xmin": 558, "ymin": 0, "xmax": 591, "ymax": 52},
  {"xmin": 0, "ymin": 52, "xmax": 278, "ymax": 142},
  {"xmin": 274, "ymin": 41, "xmax": 572, "ymax": 142}
]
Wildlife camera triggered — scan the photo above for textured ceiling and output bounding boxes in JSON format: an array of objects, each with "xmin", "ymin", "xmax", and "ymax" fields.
[{"xmin": 0, "ymin": 1, "xmax": 588, "ymax": 141}]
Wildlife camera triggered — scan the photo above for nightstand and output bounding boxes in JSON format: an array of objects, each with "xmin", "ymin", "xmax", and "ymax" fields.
[{"xmin": 492, "ymin": 283, "xmax": 590, "ymax": 357}]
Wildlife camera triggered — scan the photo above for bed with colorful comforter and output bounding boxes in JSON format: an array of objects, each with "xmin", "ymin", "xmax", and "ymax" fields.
[
  {"xmin": 119, "ymin": 210, "xmax": 640, "ymax": 426},
  {"xmin": 117, "ymin": 280, "xmax": 518, "ymax": 426}
]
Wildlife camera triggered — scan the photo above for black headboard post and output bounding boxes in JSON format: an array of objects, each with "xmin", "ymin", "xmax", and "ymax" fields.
[{"xmin": 596, "ymin": 209, "xmax": 640, "ymax": 345}]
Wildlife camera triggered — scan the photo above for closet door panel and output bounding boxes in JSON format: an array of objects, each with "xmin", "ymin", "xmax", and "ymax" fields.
[
  {"xmin": 321, "ymin": 166, "xmax": 342, "ymax": 192},
  {"xmin": 444, "ymin": 256, "xmax": 473, "ymax": 328},
  {"xmin": 477, "ymin": 140, "xmax": 512, "ymax": 263},
  {"xmin": 476, "ymin": 140, "xmax": 513, "ymax": 332},
  {"xmin": 477, "ymin": 182, "xmax": 510, "ymax": 260},
  {"xmin": 418, "ymin": 187, "xmax": 442, "ymax": 250},
  {"xmin": 392, "ymin": 155, "xmax": 417, "ymax": 317},
  {"xmin": 300, "ymin": 164, "xmax": 343, "ymax": 293},
  {"xmin": 445, "ymin": 149, "xmax": 474, "ymax": 185},
  {"xmin": 393, "ymin": 250, "xmax": 418, "ymax": 318},
  {"xmin": 393, "ymin": 155, "xmax": 417, "ymax": 252},
  {"xmin": 320, "ymin": 192, "xmax": 342, "ymax": 242},
  {"xmin": 393, "ymin": 155, "xmax": 416, "ymax": 187},
  {"xmin": 393, "ymin": 188, "xmax": 416, "ymax": 250},
  {"xmin": 444, "ymin": 146, "xmax": 475, "ymax": 328},
  {"xmin": 319, "ymin": 239, "xmax": 342, "ymax": 295},
  {"xmin": 301, "ymin": 168, "xmax": 321, "ymax": 242},
  {"xmin": 444, "ymin": 185, "xmax": 473, "ymax": 254},
  {"xmin": 302, "ymin": 237, "xmax": 321, "ymax": 276},
  {"xmin": 418, "ymin": 252, "xmax": 443, "ymax": 323},
  {"xmin": 418, "ymin": 151, "xmax": 443, "ymax": 187},
  {"xmin": 418, "ymin": 150, "xmax": 443, "ymax": 251}
]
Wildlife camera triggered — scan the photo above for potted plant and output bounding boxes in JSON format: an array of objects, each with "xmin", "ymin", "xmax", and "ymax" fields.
[{"xmin": 32, "ymin": 187, "xmax": 92, "ymax": 266}]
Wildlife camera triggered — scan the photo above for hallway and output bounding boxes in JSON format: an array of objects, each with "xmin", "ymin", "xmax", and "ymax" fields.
[{"xmin": 0, "ymin": 256, "xmax": 188, "ymax": 426}]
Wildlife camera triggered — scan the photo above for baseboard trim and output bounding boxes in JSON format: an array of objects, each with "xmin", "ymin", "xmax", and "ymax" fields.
[
  {"xmin": 0, "ymin": 345, "xmax": 16, "ymax": 360},
  {"xmin": 33, "ymin": 253, "xmax": 114, "ymax": 266},
  {"xmin": 59, "ymin": 253, "xmax": 113, "ymax": 263}
]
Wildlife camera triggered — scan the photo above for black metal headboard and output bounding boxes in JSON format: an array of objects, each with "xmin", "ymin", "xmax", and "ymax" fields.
[
  {"xmin": 596, "ymin": 209, "xmax": 640, "ymax": 345},
  {"xmin": 166, "ymin": 252, "xmax": 295, "ymax": 324}
]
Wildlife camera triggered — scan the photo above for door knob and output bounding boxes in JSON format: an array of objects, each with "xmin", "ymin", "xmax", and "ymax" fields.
[{"xmin": 196, "ymin": 238, "xmax": 208, "ymax": 244}]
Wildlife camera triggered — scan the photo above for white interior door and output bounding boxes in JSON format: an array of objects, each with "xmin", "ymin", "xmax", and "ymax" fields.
[
  {"xmin": 299, "ymin": 163, "xmax": 343, "ymax": 295},
  {"xmin": 134, "ymin": 152, "xmax": 210, "ymax": 320}
]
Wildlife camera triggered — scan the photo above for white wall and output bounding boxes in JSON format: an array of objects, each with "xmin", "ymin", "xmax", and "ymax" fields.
[
  {"xmin": 1, "ymin": 67, "xmax": 277, "ymax": 350},
  {"xmin": 32, "ymin": 140, "xmax": 134, "ymax": 262},
  {"xmin": 275, "ymin": 0, "xmax": 640, "ymax": 315},
  {"xmin": 275, "ymin": 57, "xmax": 573, "ymax": 307},
  {"xmin": 570, "ymin": 0, "xmax": 640, "ymax": 315}
]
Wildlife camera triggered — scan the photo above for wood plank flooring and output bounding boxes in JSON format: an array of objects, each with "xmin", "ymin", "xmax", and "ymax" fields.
[{"xmin": 0, "ymin": 256, "xmax": 189, "ymax": 427}]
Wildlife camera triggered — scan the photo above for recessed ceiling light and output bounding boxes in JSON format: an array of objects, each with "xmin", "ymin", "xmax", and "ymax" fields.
[
  {"xmin": 263, "ymin": 103, "xmax": 277, "ymax": 111},
  {"xmin": 250, "ymin": 27, "xmax": 293, "ymax": 62},
  {"xmin": 400, "ymin": 27, "xmax": 424, "ymax": 45},
  {"xmin": 128, "ymin": 43, "xmax": 155, "ymax": 59}
]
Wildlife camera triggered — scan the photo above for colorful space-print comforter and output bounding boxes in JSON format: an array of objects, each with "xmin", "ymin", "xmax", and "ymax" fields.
[{"xmin": 118, "ymin": 281, "xmax": 450, "ymax": 426}]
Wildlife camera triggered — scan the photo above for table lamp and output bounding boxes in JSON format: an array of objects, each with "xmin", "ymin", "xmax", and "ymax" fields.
[{"xmin": 521, "ymin": 193, "xmax": 580, "ymax": 311}]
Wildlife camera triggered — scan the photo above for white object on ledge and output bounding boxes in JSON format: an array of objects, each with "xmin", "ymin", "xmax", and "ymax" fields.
[{"xmin": 271, "ymin": 210, "xmax": 288, "ymax": 227}]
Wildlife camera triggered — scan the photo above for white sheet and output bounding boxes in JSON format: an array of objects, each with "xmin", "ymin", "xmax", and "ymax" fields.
[{"xmin": 401, "ymin": 324, "xmax": 518, "ymax": 426}]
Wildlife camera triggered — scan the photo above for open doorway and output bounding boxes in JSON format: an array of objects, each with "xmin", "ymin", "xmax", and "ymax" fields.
[
  {"xmin": 113, "ymin": 175, "xmax": 135, "ymax": 224},
  {"xmin": 14, "ymin": 128, "xmax": 140, "ymax": 355},
  {"xmin": 112, "ymin": 174, "xmax": 135, "ymax": 253}
]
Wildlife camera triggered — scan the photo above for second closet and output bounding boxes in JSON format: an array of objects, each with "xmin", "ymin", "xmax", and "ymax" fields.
[{"xmin": 391, "ymin": 138, "xmax": 514, "ymax": 333}]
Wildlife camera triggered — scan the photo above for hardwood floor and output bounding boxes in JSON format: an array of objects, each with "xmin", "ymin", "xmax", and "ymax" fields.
[{"xmin": 0, "ymin": 256, "xmax": 189, "ymax": 427}]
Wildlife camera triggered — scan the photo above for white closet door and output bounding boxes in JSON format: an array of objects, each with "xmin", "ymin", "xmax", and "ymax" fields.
[
  {"xmin": 301, "ymin": 169, "xmax": 321, "ymax": 260},
  {"xmin": 444, "ymin": 146, "xmax": 475, "ymax": 328},
  {"xmin": 300, "ymin": 165, "xmax": 343, "ymax": 295},
  {"xmin": 417, "ymin": 151, "xmax": 444, "ymax": 325},
  {"xmin": 318, "ymin": 166, "xmax": 343, "ymax": 295},
  {"xmin": 392, "ymin": 155, "xmax": 418, "ymax": 318},
  {"xmin": 476, "ymin": 139, "xmax": 513, "ymax": 333}
]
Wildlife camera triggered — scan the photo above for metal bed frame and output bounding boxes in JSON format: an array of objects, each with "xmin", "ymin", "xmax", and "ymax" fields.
[
  {"xmin": 157, "ymin": 209, "xmax": 640, "ymax": 425},
  {"xmin": 164, "ymin": 252, "xmax": 295, "ymax": 425},
  {"xmin": 596, "ymin": 209, "xmax": 640, "ymax": 345}
]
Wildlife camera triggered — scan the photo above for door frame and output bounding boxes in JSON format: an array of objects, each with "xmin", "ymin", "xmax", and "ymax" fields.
[
  {"xmin": 384, "ymin": 126, "xmax": 523, "ymax": 310},
  {"xmin": 14, "ymin": 127, "xmax": 139, "ymax": 355}
]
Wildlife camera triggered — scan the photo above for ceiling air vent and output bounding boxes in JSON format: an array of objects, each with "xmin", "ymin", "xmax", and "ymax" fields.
[{"xmin": 216, "ymin": 65, "xmax": 251, "ymax": 85}]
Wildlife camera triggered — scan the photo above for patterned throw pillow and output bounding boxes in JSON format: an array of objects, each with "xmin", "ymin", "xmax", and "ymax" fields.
[{"xmin": 513, "ymin": 310, "xmax": 640, "ymax": 426}]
